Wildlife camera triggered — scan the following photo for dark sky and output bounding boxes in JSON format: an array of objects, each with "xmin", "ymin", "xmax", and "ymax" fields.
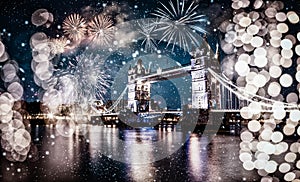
[{"xmin": 0, "ymin": 0, "xmax": 227, "ymax": 103}]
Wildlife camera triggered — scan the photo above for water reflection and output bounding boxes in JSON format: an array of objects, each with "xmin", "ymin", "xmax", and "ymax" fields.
[
  {"xmin": 124, "ymin": 129, "xmax": 155, "ymax": 164},
  {"xmin": 0, "ymin": 125, "xmax": 259, "ymax": 182},
  {"xmin": 188, "ymin": 134, "xmax": 203, "ymax": 180},
  {"xmin": 124, "ymin": 130, "xmax": 154, "ymax": 181},
  {"xmin": 88, "ymin": 125, "xmax": 102, "ymax": 159}
]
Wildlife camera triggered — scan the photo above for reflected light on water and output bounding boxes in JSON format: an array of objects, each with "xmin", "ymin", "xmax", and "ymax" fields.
[
  {"xmin": 0, "ymin": 125, "xmax": 261, "ymax": 182},
  {"xmin": 88, "ymin": 125, "xmax": 102, "ymax": 159},
  {"xmin": 88, "ymin": 126, "xmax": 119, "ymax": 159},
  {"xmin": 125, "ymin": 130, "xmax": 154, "ymax": 181},
  {"xmin": 188, "ymin": 134, "xmax": 202, "ymax": 180},
  {"xmin": 67, "ymin": 131, "xmax": 74, "ymax": 160},
  {"xmin": 124, "ymin": 129, "xmax": 155, "ymax": 164}
]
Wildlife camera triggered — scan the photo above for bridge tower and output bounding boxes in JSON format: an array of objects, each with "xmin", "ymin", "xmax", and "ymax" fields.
[
  {"xmin": 190, "ymin": 49, "xmax": 209, "ymax": 109},
  {"xmin": 127, "ymin": 59, "xmax": 151, "ymax": 112},
  {"xmin": 190, "ymin": 41, "xmax": 222, "ymax": 110}
]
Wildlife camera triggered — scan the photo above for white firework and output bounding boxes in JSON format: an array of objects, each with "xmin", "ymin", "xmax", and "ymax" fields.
[
  {"xmin": 152, "ymin": 0, "xmax": 207, "ymax": 51},
  {"xmin": 55, "ymin": 54, "xmax": 111, "ymax": 108},
  {"xmin": 137, "ymin": 19, "xmax": 159, "ymax": 53},
  {"xmin": 72, "ymin": 54, "xmax": 111, "ymax": 104}
]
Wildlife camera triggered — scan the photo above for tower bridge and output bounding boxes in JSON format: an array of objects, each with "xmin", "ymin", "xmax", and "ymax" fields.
[
  {"xmin": 89, "ymin": 43, "xmax": 237, "ymax": 127},
  {"xmin": 126, "ymin": 44, "xmax": 222, "ymax": 113},
  {"xmin": 88, "ymin": 40, "xmax": 299, "ymax": 128}
]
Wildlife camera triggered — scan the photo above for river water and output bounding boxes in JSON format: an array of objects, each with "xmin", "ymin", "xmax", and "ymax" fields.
[{"xmin": 0, "ymin": 125, "xmax": 259, "ymax": 182}]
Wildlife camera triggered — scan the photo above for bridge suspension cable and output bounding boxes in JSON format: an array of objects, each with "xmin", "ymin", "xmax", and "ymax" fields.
[
  {"xmin": 105, "ymin": 86, "xmax": 128, "ymax": 113},
  {"xmin": 91, "ymin": 86, "xmax": 128, "ymax": 114},
  {"xmin": 207, "ymin": 68, "xmax": 299, "ymax": 110}
]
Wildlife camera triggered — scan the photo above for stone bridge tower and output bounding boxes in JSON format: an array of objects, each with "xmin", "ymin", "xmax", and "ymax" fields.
[
  {"xmin": 127, "ymin": 59, "xmax": 151, "ymax": 112},
  {"xmin": 190, "ymin": 42, "xmax": 221, "ymax": 110}
]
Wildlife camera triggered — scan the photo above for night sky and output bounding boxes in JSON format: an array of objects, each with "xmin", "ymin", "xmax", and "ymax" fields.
[{"xmin": 0, "ymin": 0, "xmax": 225, "ymax": 104}]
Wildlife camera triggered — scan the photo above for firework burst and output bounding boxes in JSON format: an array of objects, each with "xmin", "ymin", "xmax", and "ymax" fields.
[
  {"xmin": 37, "ymin": 52, "xmax": 112, "ymax": 115},
  {"xmin": 70, "ymin": 54, "xmax": 111, "ymax": 105},
  {"xmin": 87, "ymin": 14, "xmax": 115, "ymax": 47},
  {"xmin": 137, "ymin": 19, "xmax": 159, "ymax": 53},
  {"xmin": 152, "ymin": 0, "xmax": 207, "ymax": 51},
  {"xmin": 51, "ymin": 37, "xmax": 70, "ymax": 54},
  {"xmin": 62, "ymin": 14, "xmax": 87, "ymax": 42}
]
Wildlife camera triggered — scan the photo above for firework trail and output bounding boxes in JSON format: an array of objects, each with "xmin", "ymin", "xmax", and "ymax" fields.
[{"xmin": 72, "ymin": 54, "xmax": 111, "ymax": 104}]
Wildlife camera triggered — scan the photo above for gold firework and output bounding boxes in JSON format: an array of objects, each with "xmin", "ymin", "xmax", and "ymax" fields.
[
  {"xmin": 51, "ymin": 37, "xmax": 70, "ymax": 54},
  {"xmin": 88, "ymin": 14, "xmax": 115, "ymax": 46},
  {"xmin": 62, "ymin": 14, "xmax": 87, "ymax": 42}
]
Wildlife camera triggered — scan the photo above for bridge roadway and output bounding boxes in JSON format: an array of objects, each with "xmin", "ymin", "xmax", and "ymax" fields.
[
  {"xmin": 92, "ymin": 108, "xmax": 300, "ymax": 118},
  {"xmin": 91, "ymin": 110, "xmax": 236, "ymax": 118},
  {"xmin": 91, "ymin": 111, "xmax": 184, "ymax": 117}
]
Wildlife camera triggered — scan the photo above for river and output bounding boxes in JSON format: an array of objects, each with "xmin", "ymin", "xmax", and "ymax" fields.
[{"xmin": 0, "ymin": 125, "xmax": 259, "ymax": 182}]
